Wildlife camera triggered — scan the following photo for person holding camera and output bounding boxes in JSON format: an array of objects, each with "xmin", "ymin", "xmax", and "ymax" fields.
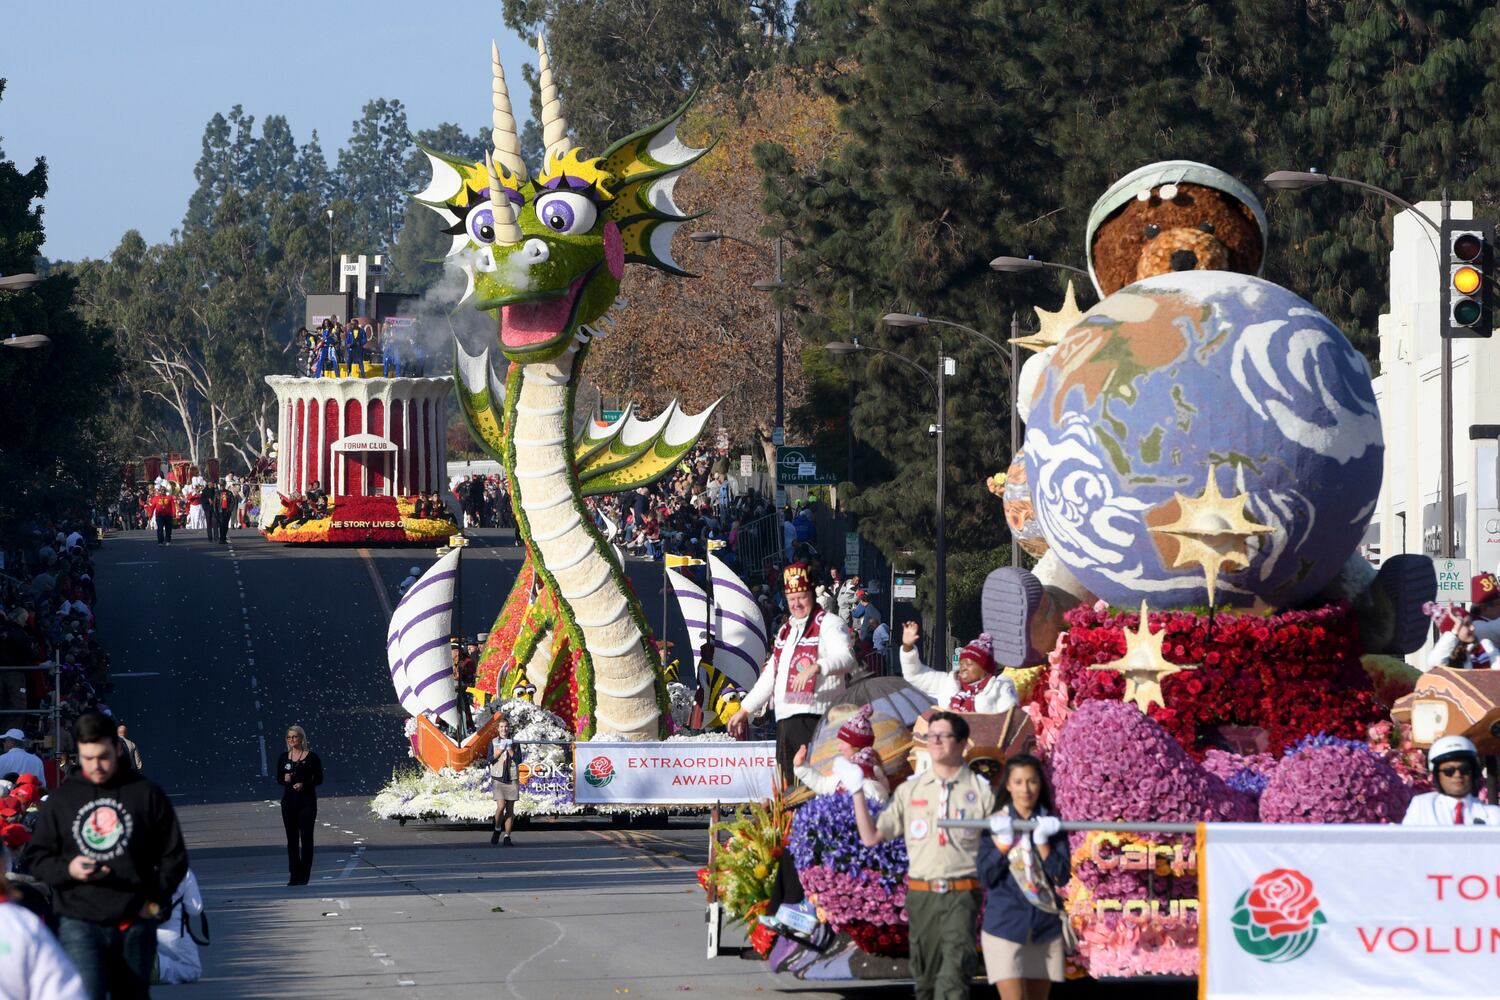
[{"xmin": 24, "ymin": 710, "xmax": 188, "ymax": 998}]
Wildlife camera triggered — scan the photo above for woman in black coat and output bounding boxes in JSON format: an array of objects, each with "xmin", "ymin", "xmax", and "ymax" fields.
[{"xmin": 277, "ymin": 724, "xmax": 323, "ymax": 886}]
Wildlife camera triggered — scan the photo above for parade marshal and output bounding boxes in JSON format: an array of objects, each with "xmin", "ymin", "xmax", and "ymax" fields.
[{"xmin": 730, "ymin": 563, "xmax": 855, "ymax": 784}]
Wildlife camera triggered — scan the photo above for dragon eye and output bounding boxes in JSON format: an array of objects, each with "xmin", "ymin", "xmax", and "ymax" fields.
[
  {"xmin": 1145, "ymin": 224, "xmax": 1161, "ymax": 239},
  {"xmin": 534, "ymin": 192, "xmax": 598, "ymax": 236},
  {"xmin": 1199, "ymin": 221, "xmax": 1216, "ymax": 234},
  {"xmin": 465, "ymin": 204, "xmax": 496, "ymax": 245}
]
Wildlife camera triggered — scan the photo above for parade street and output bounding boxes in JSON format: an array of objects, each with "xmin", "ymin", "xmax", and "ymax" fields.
[
  {"xmin": 91, "ymin": 529, "xmax": 1184, "ymax": 999},
  {"xmin": 95, "ymin": 527, "xmax": 691, "ymax": 805}
]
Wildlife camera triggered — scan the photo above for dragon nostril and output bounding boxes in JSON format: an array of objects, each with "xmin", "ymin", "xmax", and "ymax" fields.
[
  {"xmin": 523, "ymin": 238, "xmax": 550, "ymax": 264},
  {"xmin": 1170, "ymin": 249, "xmax": 1198, "ymax": 271}
]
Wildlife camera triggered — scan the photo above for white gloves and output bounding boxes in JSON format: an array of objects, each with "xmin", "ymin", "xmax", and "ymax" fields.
[
  {"xmin": 831, "ymin": 757, "xmax": 865, "ymax": 790},
  {"xmin": 1032, "ymin": 815, "xmax": 1062, "ymax": 844},
  {"xmin": 494, "ymin": 738, "xmax": 513, "ymax": 751},
  {"xmin": 988, "ymin": 812, "xmax": 1013, "ymax": 840}
]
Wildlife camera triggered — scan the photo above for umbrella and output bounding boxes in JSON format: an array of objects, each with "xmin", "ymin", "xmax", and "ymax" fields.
[{"xmin": 841, "ymin": 674, "xmax": 936, "ymax": 726}]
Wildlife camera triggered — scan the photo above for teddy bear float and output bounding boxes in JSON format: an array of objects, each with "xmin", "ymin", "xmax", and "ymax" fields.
[{"xmin": 972, "ymin": 161, "xmax": 1440, "ymax": 976}]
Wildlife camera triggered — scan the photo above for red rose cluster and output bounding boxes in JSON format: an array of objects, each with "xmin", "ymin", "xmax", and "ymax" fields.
[
  {"xmin": 843, "ymin": 920, "xmax": 909, "ymax": 958},
  {"xmin": 1051, "ymin": 603, "xmax": 1385, "ymax": 756}
]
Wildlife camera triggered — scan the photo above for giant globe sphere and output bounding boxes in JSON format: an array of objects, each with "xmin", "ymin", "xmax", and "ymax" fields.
[{"xmin": 1022, "ymin": 271, "xmax": 1382, "ymax": 609}]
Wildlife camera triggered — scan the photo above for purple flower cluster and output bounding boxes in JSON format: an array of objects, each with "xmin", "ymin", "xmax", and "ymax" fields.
[
  {"xmin": 797, "ymin": 865, "xmax": 908, "ymax": 927},
  {"xmin": 1202, "ymin": 749, "xmax": 1276, "ymax": 797},
  {"xmin": 1051, "ymin": 701, "xmax": 1256, "ymax": 824},
  {"xmin": 788, "ymin": 791, "xmax": 908, "ymax": 891},
  {"xmin": 1258, "ymin": 744, "xmax": 1411, "ymax": 823},
  {"xmin": 1283, "ymin": 731, "xmax": 1373, "ymax": 758}
]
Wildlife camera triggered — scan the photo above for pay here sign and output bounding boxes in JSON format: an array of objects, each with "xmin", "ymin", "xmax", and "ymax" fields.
[
  {"xmin": 1202, "ymin": 824, "xmax": 1500, "ymax": 999},
  {"xmin": 573, "ymin": 741, "xmax": 777, "ymax": 805}
]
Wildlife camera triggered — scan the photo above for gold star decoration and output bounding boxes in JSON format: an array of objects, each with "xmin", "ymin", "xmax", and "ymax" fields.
[
  {"xmin": 1088, "ymin": 601, "xmax": 1196, "ymax": 712},
  {"xmin": 1148, "ymin": 465, "xmax": 1274, "ymax": 606},
  {"xmin": 1013, "ymin": 280, "xmax": 1088, "ymax": 353}
]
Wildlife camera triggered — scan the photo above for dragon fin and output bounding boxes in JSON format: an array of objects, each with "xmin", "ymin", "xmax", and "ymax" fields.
[
  {"xmin": 578, "ymin": 399, "xmax": 722, "ymax": 497},
  {"xmin": 453, "ymin": 338, "xmax": 508, "ymax": 461},
  {"xmin": 599, "ymin": 90, "xmax": 713, "ymax": 277},
  {"xmin": 573, "ymin": 403, "xmax": 634, "ymax": 466}
]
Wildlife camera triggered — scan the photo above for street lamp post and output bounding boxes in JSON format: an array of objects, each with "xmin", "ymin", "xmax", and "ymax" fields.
[
  {"xmin": 884, "ymin": 312, "xmax": 1022, "ymax": 567},
  {"xmin": 691, "ymin": 229, "xmax": 788, "ymax": 499},
  {"xmin": 826, "ymin": 339, "xmax": 951, "ymax": 658},
  {"xmin": 326, "ymin": 209, "xmax": 336, "ymax": 293},
  {"xmin": 1264, "ymin": 170, "xmax": 1453, "ymax": 556},
  {"xmin": 988, "ymin": 255, "xmax": 1091, "ymax": 280}
]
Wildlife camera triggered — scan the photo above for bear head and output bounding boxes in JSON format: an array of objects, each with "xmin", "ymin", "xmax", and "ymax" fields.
[{"xmin": 1086, "ymin": 161, "xmax": 1267, "ymax": 297}]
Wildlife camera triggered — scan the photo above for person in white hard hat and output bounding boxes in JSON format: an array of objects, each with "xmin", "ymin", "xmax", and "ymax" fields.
[{"xmin": 1401, "ymin": 736, "xmax": 1500, "ymax": 825}]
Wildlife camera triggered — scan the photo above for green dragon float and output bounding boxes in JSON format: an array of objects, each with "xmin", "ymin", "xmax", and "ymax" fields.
[{"xmin": 414, "ymin": 36, "xmax": 716, "ymax": 743}]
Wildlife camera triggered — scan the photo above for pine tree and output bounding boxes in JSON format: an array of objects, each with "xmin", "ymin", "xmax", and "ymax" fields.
[
  {"xmin": 295, "ymin": 130, "xmax": 331, "ymax": 203},
  {"xmin": 335, "ymin": 98, "xmax": 412, "ymax": 253}
]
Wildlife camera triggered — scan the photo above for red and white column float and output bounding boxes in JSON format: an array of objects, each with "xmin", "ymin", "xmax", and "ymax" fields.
[{"xmin": 263, "ymin": 374, "xmax": 454, "ymax": 524}]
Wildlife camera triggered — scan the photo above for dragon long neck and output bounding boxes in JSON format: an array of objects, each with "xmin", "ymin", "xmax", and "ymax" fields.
[{"xmin": 505, "ymin": 343, "xmax": 664, "ymax": 739}]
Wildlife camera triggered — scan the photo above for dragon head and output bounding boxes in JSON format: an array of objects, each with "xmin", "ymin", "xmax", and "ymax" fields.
[{"xmin": 415, "ymin": 36, "xmax": 708, "ymax": 364}]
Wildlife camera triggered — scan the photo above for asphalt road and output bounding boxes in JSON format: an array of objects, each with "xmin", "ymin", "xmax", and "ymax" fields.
[
  {"xmin": 87, "ymin": 527, "xmax": 1190, "ymax": 999},
  {"xmin": 96, "ymin": 525, "xmax": 691, "ymax": 804}
]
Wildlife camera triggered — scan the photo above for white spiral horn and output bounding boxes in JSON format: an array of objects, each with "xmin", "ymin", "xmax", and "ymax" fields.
[
  {"xmin": 485, "ymin": 151, "xmax": 524, "ymax": 247},
  {"xmin": 491, "ymin": 40, "xmax": 527, "ymax": 183},
  {"xmin": 537, "ymin": 34, "xmax": 574, "ymax": 164}
]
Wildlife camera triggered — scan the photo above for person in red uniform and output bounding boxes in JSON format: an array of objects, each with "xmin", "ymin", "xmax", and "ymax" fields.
[{"xmin": 151, "ymin": 489, "xmax": 175, "ymax": 546}]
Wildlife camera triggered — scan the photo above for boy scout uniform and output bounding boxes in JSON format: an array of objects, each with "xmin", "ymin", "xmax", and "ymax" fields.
[{"xmin": 876, "ymin": 764, "xmax": 995, "ymax": 1000}]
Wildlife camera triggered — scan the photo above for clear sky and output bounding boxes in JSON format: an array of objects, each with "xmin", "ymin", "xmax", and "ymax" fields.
[{"xmin": 0, "ymin": 1, "xmax": 535, "ymax": 262}]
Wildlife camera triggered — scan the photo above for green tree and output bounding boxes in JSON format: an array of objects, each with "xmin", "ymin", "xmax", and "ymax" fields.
[
  {"xmin": 499, "ymin": 0, "xmax": 790, "ymax": 153},
  {"xmin": 0, "ymin": 79, "xmax": 120, "ymax": 521},
  {"xmin": 335, "ymin": 98, "xmax": 412, "ymax": 252}
]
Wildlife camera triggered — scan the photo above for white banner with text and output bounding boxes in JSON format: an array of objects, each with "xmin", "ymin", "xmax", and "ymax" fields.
[
  {"xmin": 1202, "ymin": 823, "xmax": 1500, "ymax": 999},
  {"xmin": 572, "ymin": 741, "xmax": 777, "ymax": 805}
]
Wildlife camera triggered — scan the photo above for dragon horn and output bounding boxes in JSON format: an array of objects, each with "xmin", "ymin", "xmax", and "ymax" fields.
[
  {"xmin": 485, "ymin": 151, "xmax": 523, "ymax": 247},
  {"xmin": 536, "ymin": 33, "xmax": 574, "ymax": 164},
  {"xmin": 491, "ymin": 40, "xmax": 527, "ymax": 183}
]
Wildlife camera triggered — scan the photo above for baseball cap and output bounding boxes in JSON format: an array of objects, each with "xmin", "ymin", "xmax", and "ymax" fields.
[{"xmin": 0, "ymin": 729, "xmax": 24, "ymax": 742}]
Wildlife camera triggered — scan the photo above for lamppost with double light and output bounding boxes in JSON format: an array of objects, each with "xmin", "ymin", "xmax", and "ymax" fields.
[
  {"xmin": 826, "ymin": 338, "xmax": 953, "ymax": 658},
  {"xmin": 0, "ymin": 273, "xmax": 48, "ymax": 349},
  {"xmin": 884, "ymin": 312, "xmax": 1022, "ymax": 568},
  {"xmin": 1263, "ymin": 169, "xmax": 1455, "ymax": 556}
]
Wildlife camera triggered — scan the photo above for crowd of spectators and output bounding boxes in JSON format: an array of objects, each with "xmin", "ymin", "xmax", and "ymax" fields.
[
  {"xmin": 0, "ymin": 517, "xmax": 114, "ymax": 770},
  {"xmin": 450, "ymin": 474, "xmax": 512, "ymax": 529}
]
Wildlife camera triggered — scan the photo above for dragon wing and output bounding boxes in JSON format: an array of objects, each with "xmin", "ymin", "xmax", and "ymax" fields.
[
  {"xmin": 577, "ymin": 399, "xmax": 722, "ymax": 497},
  {"xmin": 453, "ymin": 339, "xmax": 509, "ymax": 461}
]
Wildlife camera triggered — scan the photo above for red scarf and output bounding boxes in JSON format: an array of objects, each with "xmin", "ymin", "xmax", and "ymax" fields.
[{"xmin": 948, "ymin": 675, "xmax": 992, "ymax": 712}]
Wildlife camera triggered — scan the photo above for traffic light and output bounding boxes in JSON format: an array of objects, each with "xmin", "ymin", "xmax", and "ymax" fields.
[{"xmin": 1441, "ymin": 220, "xmax": 1494, "ymax": 338}]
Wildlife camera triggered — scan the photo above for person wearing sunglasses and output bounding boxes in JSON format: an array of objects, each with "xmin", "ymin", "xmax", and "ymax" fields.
[{"xmin": 1401, "ymin": 736, "xmax": 1500, "ymax": 825}]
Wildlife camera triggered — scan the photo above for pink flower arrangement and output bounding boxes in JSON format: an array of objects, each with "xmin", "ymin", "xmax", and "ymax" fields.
[
  {"xmin": 1258, "ymin": 744, "xmax": 1411, "ymax": 823},
  {"xmin": 798, "ymin": 864, "xmax": 908, "ymax": 927},
  {"xmin": 1366, "ymin": 720, "xmax": 1433, "ymax": 793},
  {"xmin": 1025, "ymin": 636, "xmax": 1076, "ymax": 754},
  {"xmin": 1051, "ymin": 701, "xmax": 1256, "ymax": 825}
]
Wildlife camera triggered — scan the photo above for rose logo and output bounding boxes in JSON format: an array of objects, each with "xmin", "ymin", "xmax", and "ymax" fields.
[
  {"xmin": 1230, "ymin": 868, "xmax": 1326, "ymax": 962},
  {"xmin": 584, "ymin": 756, "xmax": 615, "ymax": 788}
]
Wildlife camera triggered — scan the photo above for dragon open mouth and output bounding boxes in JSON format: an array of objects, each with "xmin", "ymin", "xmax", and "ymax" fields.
[{"xmin": 500, "ymin": 266, "xmax": 597, "ymax": 351}]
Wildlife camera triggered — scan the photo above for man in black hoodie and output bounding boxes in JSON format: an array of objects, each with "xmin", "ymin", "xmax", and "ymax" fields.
[{"xmin": 25, "ymin": 711, "xmax": 188, "ymax": 999}]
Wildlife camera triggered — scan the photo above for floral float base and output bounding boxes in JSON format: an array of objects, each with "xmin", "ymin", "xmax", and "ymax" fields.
[{"xmin": 262, "ymin": 495, "xmax": 456, "ymax": 545}]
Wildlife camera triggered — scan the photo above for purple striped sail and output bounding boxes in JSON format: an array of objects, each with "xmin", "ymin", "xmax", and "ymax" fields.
[
  {"xmin": 385, "ymin": 548, "xmax": 461, "ymax": 728},
  {"xmin": 667, "ymin": 567, "xmax": 711, "ymax": 679},
  {"xmin": 708, "ymin": 554, "xmax": 766, "ymax": 690}
]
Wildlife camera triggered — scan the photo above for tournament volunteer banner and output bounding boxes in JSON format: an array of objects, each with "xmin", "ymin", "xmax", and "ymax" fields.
[
  {"xmin": 1202, "ymin": 823, "xmax": 1500, "ymax": 999},
  {"xmin": 572, "ymin": 741, "xmax": 776, "ymax": 805}
]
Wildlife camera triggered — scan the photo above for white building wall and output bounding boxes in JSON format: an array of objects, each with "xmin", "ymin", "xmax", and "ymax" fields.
[{"xmin": 1371, "ymin": 200, "xmax": 1500, "ymax": 665}]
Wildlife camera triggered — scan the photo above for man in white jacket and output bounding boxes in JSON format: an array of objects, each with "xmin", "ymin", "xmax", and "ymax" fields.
[
  {"xmin": 899, "ymin": 623, "xmax": 1018, "ymax": 714},
  {"xmin": 1401, "ymin": 736, "xmax": 1500, "ymax": 825},
  {"xmin": 730, "ymin": 564, "xmax": 855, "ymax": 784}
]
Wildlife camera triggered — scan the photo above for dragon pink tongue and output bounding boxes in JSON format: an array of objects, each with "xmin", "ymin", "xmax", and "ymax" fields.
[{"xmin": 501, "ymin": 272, "xmax": 588, "ymax": 348}]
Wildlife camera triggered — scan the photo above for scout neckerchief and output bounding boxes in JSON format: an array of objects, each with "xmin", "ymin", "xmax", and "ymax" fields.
[{"xmin": 1003, "ymin": 804, "xmax": 1063, "ymax": 915}]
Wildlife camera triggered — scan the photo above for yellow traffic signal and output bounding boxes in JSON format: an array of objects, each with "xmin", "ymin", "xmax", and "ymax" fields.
[
  {"xmin": 1443, "ymin": 223, "xmax": 1493, "ymax": 338},
  {"xmin": 1453, "ymin": 265, "xmax": 1482, "ymax": 296}
]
